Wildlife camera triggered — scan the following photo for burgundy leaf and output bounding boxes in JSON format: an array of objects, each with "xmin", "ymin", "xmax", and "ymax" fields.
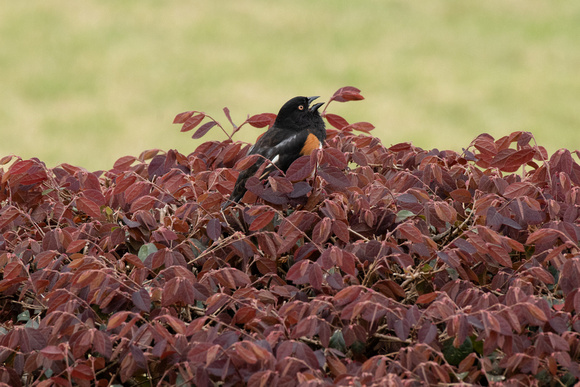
[
  {"xmin": 321, "ymin": 148, "xmax": 348, "ymax": 169},
  {"xmin": 449, "ymin": 189, "xmax": 471, "ymax": 203},
  {"xmin": 206, "ymin": 218, "xmax": 221, "ymax": 241},
  {"xmin": 173, "ymin": 110, "xmax": 194, "ymax": 124},
  {"xmin": 234, "ymin": 154, "xmax": 261, "ymax": 172},
  {"xmin": 191, "ymin": 121, "xmax": 218, "ymax": 139},
  {"xmin": 344, "ymin": 121, "xmax": 375, "ymax": 133},
  {"xmin": 285, "ymin": 156, "xmax": 314, "ymax": 182},
  {"xmin": 324, "ymin": 113, "xmax": 349, "ymax": 130},
  {"xmin": 247, "ymin": 113, "xmax": 277, "ymax": 128},
  {"xmin": 330, "ymin": 86, "xmax": 364, "ymax": 102},
  {"xmin": 77, "ymin": 197, "xmax": 101, "ymax": 219},
  {"xmin": 318, "ymin": 167, "xmax": 351, "ymax": 190},
  {"xmin": 249, "ymin": 211, "xmax": 275, "ymax": 231}
]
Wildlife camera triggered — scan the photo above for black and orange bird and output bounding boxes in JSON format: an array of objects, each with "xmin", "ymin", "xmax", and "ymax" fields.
[{"xmin": 223, "ymin": 96, "xmax": 326, "ymax": 208}]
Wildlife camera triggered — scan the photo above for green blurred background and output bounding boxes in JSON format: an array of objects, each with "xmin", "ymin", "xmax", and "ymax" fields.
[{"xmin": 1, "ymin": 1, "xmax": 579, "ymax": 171}]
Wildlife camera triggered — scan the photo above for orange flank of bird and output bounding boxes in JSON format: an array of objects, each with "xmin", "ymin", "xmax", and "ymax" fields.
[{"xmin": 300, "ymin": 132, "xmax": 321, "ymax": 156}]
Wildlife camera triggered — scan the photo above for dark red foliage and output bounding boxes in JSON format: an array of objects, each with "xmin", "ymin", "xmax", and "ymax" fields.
[{"xmin": 1, "ymin": 87, "xmax": 580, "ymax": 386}]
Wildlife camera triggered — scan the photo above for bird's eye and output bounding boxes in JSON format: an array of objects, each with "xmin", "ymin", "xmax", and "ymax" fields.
[{"xmin": 298, "ymin": 105, "xmax": 305, "ymax": 111}]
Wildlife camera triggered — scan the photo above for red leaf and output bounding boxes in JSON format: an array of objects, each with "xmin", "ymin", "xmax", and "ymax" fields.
[
  {"xmin": 3, "ymin": 262, "xmax": 25, "ymax": 281},
  {"xmin": 526, "ymin": 303, "xmax": 548, "ymax": 322},
  {"xmin": 434, "ymin": 202, "xmax": 456, "ymax": 223},
  {"xmin": 312, "ymin": 218, "xmax": 332, "ymax": 245},
  {"xmin": 83, "ymin": 189, "xmax": 105, "ymax": 206},
  {"xmin": 324, "ymin": 113, "xmax": 349, "ymax": 130},
  {"xmin": 503, "ymin": 182, "xmax": 535, "ymax": 199},
  {"xmin": 308, "ymin": 262, "xmax": 323, "ymax": 290},
  {"xmin": 0, "ymin": 155, "xmax": 15, "ymax": 165},
  {"xmin": 40, "ymin": 346, "xmax": 65, "ymax": 360},
  {"xmin": 113, "ymin": 156, "xmax": 137, "ymax": 171},
  {"xmin": 333, "ymin": 286, "xmax": 363, "ymax": 306},
  {"xmin": 71, "ymin": 364, "xmax": 94, "ymax": 381},
  {"xmin": 249, "ymin": 211, "xmax": 275, "ymax": 231},
  {"xmin": 488, "ymin": 244, "xmax": 512, "ymax": 267},
  {"xmin": 550, "ymin": 149, "xmax": 573, "ymax": 174},
  {"xmin": 525, "ymin": 267, "xmax": 555, "ymax": 285},
  {"xmin": 191, "ymin": 121, "xmax": 217, "ymax": 139},
  {"xmin": 268, "ymin": 176, "xmax": 293, "ymax": 194},
  {"xmin": 139, "ymin": 149, "xmax": 161, "ymax": 161},
  {"xmin": 526, "ymin": 228, "xmax": 565, "ymax": 245},
  {"xmin": 132, "ymin": 289, "xmax": 151, "ymax": 312},
  {"xmin": 107, "ymin": 311, "xmax": 133, "ymax": 330},
  {"xmin": 212, "ymin": 268, "xmax": 251, "ymax": 288},
  {"xmin": 34, "ymin": 250, "xmax": 59, "ymax": 269},
  {"xmin": 491, "ymin": 148, "xmax": 536, "ymax": 172},
  {"xmin": 389, "ymin": 143, "xmax": 413, "ymax": 152},
  {"xmin": 449, "ymin": 189, "xmax": 471, "ymax": 203},
  {"xmin": 233, "ymin": 307, "xmax": 257, "ymax": 325},
  {"xmin": 113, "ymin": 174, "xmax": 137, "ymax": 196},
  {"xmin": 19, "ymin": 169, "xmax": 48, "ymax": 185},
  {"xmin": 248, "ymin": 113, "xmax": 277, "ymax": 128},
  {"xmin": 338, "ymin": 251, "xmax": 356, "ymax": 276},
  {"xmin": 129, "ymin": 195, "xmax": 157, "ymax": 212},
  {"xmin": 180, "ymin": 113, "xmax": 206, "ymax": 132},
  {"xmin": 0, "ymin": 206, "xmax": 21, "ymax": 230},
  {"xmin": 66, "ymin": 239, "xmax": 87, "ymax": 254},
  {"xmin": 287, "ymin": 260, "xmax": 310, "ymax": 283},
  {"xmin": 332, "ymin": 220, "xmax": 350, "ymax": 243},
  {"xmin": 318, "ymin": 167, "xmax": 351, "ymax": 190},
  {"xmin": 397, "ymin": 222, "xmax": 423, "ymax": 243},
  {"xmin": 292, "ymin": 315, "xmax": 318, "ymax": 338},
  {"xmin": 222, "ymin": 143, "xmax": 244, "ymax": 165},
  {"xmin": 173, "ymin": 110, "xmax": 194, "ymax": 124},
  {"xmin": 331, "ymin": 86, "xmax": 364, "ymax": 102},
  {"xmin": 206, "ymin": 218, "xmax": 221, "ymax": 241},
  {"xmin": 344, "ymin": 121, "xmax": 375, "ymax": 133},
  {"xmin": 321, "ymin": 148, "xmax": 348, "ymax": 169},
  {"xmin": 234, "ymin": 154, "xmax": 261, "ymax": 172},
  {"xmin": 473, "ymin": 133, "xmax": 497, "ymax": 157},
  {"xmin": 417, "ymin": 322, "xmax": 437, "ymax": 344},
  {"xmin": 223, "ymin": 107, "xmax": 237, "ymax": 128},
  {"xmin": 327, "ymin": 355, "xmax": 347, "ymax": 376},
  {"xmin": 9, "ymin": 159, "xmax": 34, "ymax": 176},
  {"xmin": 77, "ymin": 197, "xmax": 101, "ymax": 219},
  {"xmin": 285, "ymin": 156, "xmax": 314, "ymax": 182},
  {"xmin": 416, "ymin": 292, "xmax": 437, "ymax": 304}
]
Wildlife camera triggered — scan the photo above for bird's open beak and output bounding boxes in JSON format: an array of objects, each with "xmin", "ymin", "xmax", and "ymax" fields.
[{"xmin": 308, "ymin": 96, "xmax": 324, "ymax": 112}]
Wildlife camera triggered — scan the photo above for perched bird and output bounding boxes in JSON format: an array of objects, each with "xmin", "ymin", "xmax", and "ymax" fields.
[{"xmin": 223, "ymin": 96, "xmax": 326, "ymax": 208}]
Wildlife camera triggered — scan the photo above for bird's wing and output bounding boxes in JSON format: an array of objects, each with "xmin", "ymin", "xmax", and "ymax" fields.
[
  {"xmin": 252, "ymin": 129, "xmax": 312, "ymax": 170},
  {"xmin": 225, "ymin": 127, "xmax": 317, "ymax": 207}
]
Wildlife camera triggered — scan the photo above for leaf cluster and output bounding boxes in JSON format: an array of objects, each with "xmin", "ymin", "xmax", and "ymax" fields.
[{"xmin": 1, "ymin": 87, "xmax": 580, "ymax": 386}]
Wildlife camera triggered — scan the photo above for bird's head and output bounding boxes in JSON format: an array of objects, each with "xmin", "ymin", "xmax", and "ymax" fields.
[{"xmin": 275, "ymin": 96, "xmax": 325, "ymax": 130}]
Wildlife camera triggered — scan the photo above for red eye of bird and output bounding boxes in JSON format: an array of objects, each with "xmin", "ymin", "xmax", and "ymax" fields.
[{"xmin": 298, "ymin": 105, "xmax": 304, "ymax": 111}]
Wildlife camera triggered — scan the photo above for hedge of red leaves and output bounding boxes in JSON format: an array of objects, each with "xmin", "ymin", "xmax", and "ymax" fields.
[{"xmin": 1, "ymin": 86, "xmax": 580, "ymax": 386}]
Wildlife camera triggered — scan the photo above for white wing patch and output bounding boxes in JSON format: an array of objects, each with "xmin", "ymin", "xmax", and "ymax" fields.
[
  {"xmin": 273, "ymin": 133, "xmax": 300, "ymax": 151},
  {"xmin": 262, "ymin": 132, "xmax": 301, "ymax": 162}
]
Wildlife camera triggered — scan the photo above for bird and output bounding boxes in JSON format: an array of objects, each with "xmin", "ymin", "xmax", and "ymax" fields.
[{"xmin": 223, "ymin": 96, "xmax": 326, "ymax": 208}]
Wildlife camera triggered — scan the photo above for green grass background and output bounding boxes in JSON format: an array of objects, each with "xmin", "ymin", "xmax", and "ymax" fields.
[{"xmin": 1, "ymin": 1, "xmax": 579, "ymax": 171}]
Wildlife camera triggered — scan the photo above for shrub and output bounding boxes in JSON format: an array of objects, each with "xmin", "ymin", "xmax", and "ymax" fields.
[{"xmin": 1, "ymin": 87, "xmax": 579, "ymax": 386}]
